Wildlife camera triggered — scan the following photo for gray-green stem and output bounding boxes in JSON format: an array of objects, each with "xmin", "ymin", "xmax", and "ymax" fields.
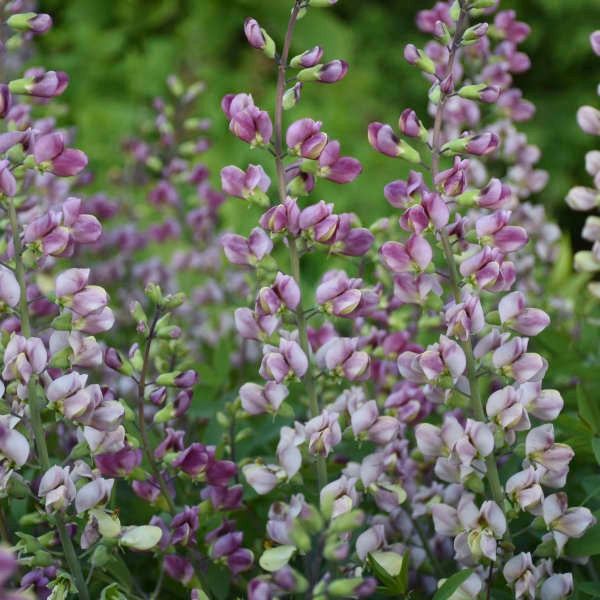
[
  {"xmin": 8, "ymin": 196, "xmax": 90, "ymax": 600},
  {"xmin": 137, "ymin": 309, "xmax": 177, "ymax": 515},
  {"xmin": 430, "ymin": 4, "xmax": 510, "ymax": 542},
  {"xmin": 274, "ymin": 1, "xmax": 327, "ymax": 491}
]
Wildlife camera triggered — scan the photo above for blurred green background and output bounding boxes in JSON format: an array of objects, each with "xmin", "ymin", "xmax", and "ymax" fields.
[{"xmin": 35, "ymin": 0, "xmax": 600, "ymax": 239}]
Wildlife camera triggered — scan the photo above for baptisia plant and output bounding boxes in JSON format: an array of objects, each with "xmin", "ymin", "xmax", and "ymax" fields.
[
  {"xmin": 367, "ymin": 0, "xmax": 594, "ymax": 598},
  {"xmin": 215, "ymin": 0, "xmax": 597, "ymax": 598},
  {"xmin": 0, "ymin": 8, "xmax": 225, "ymax": 600}
]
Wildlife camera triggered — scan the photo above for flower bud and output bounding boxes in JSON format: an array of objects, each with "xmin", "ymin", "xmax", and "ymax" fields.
[
  {"xmin": 282, "ymin": 82, "xmax": 303, "ymax": 110},
  {"xmin": 297, "ymin": 60, "xmax": 348, "ymax": 83},
  {"xmin": 577, "ymin": 106, "xmax": 600, "ymax": 135},
  {"xmin": 368, "ymin": 122, "xmax": 421, "ymax": 162},
  {"xmin": 403, "ymin": 44, "xmax": 436, "ymax": 74},
  {"xmin": 244, "ymin": 18, "xmax": 276, "ymax": 59},
  {"xmin": 540, "ymin": 574, "xmax": 573, "ymax": 600},
  {"xmin": 290, "ymin": 46, "xmax": 323, "ymax": 68},
  {"xmin": 7, "ymin": 12, "xmax": 52, "ymax": 34}
]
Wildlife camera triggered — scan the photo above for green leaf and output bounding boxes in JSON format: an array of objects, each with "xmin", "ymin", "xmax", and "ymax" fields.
[
  {"xmin": 259, "ymin": 545, "xmax": 296, "ymax": 572},
  {"xmin": 433, "ymin": 569, "xmax": 475, "ymax": 600},
  {"xmin": 578, "ymin": 385, "xmax": 600, "ymax": 434},
  {"xmin": 566, "ymin": 510, "xmax": 600, "ymax": 557},
  {"xmin": 195, "ymin": 363, "xmax": 219, "ymax": 387},
  {"xmin": 593, "ymin": 439, "xmax": 600, "ymax": 466},
  {"xmin": 579, "ymin": 581, "xmax": 600, "ymax": 597},
  {"xmin": 367, "ymin": 551, "xmax": 407, "ymax": 594},
  {"xmin": 102, "ymin": 556, "xmax": 131, "ymax": 592}
]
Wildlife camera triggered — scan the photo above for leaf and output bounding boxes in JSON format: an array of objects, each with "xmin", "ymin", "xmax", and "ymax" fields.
[
  {"xmin": 432, "ymin": 569, "xmax": 475, "ymax": 600},
  {"xmin": 259, "ymin": 545, "xmax": 296, "ymax": 572},
  {"xmin": 579, "ymin": 581, "xmax": 600, "ymax": 597},
  {"xmin": 368, "ymin": 551, "xmax": 407, "ymax": 594},
  {"xmin": 102, "ymin": 556, "xmax": 131, "ymax": 592},
  {"xmin": 593, "ymin": 438, "xmax": 600, "ymax": 466},
  {"xmin": 566, "ymin": 510, "xmax": 600, "ymax": 557},
  {"xmin": 195, "ymin": 363, "xmax": 219, "ymax": 387},
  {"xmin": 578, "ymin": 385, "xmax": 600, "ymax": 434}
]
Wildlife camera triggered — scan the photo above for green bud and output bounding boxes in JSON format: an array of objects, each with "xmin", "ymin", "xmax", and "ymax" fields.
[
  {"xmin": 328, "ymin": 578, "xmax": 364, "ymax": 596},
  {"xmin": 6, "ymin": 35, "xmax": 23, "ymax": 51},
  {"xmin": 235, "ymin": 427, "xmax": 253, "ymax": 443},
  {"xmin": 51, "ymin": 312, "xmax": 73, "ymax": 331},
  {"xmin": 308, "ymin": 0, "xmax": 337, "ymax": 6},
  {"xmin": 128, "ymin": 466, "xmax": 148, "ymax": 482},
  {"xmin": 436, "ymin": 22, "xmax": 452, "ymax": 45},
  {"xmin": 323, "ymin": 534, "xmax": 346, "ymax": 561},
  {"xmin": 6, "ymin": 13, "xmax": 38, "ymax": 31},
  {"xmin": 167, "ymin": 75, "xmax": 185, "ymax": 97},
  {"xmin": 277, "ymin": 401, "xmax": 295, "ymax": 419},
  {"xmin": 441, "ymin": 136, "xmax": 470, "ymax": 154},
  {"xmin": 178, "ymin": 141, "xmax": 197, "ymax": 156},
  {"xmin": 289, "ymin": 520, "xmax": 311, "ymax": 553},
  {"xmin": 458, "ymin": 83, "xmax": 487, "ymax": 100},
  {"xmin": 297, "ymin": 64, "xmax": 322, "ymax": 82},
  {"xmin": 261, "ymin": 29, "xmax": 276, "ymax": 59},
  {"xmin": 153, "ymin": 403, "xmax": 175, "ymax": 424},
  {"xmin": 145, "ymin": 156, "xmax": 163, "ymax": 172},
  {"xmin": 464, "ymin": 473, "xmax": 485, "ymax": 494},
  {"xmin": 471, "ymin": 0, "xmax": 496, "ymax": 7},
  {"xmin": 282, "ymin": 84, "xmax": 302, "ymax": 110},
  {"xmin": 130, "ymin": 301, "xmax": 147, "ymax": 326},
  {"xmin": 456, "ymin": 189, "xmax": 479, "ymax": 207},
  {"xmin": 66, "ymin": 440, "xmax": 90, "ymax": 462},
  {"xmin": 119, "ymin": 399, "xmax": 135, "ymax": 422},
  {"xmin": 154, "ymin": 371, "xmax": 175, "ymax": 386},
  {"xmin": 250, "ymin": 188, "xmax": 270, "ymax": 208},
  {"xmin": 464, "ymin": 230, "xmax": 478, "ymax": 244},
  {"xmin": 415, "ymin": 53, "xmax": 436, "ymax": 75},
  {"xmin": 450, "ymin": 0, "xmax": 460, "ymax": 21},
  {"xmin": 164, "ymin": 292, "xmax": 186, "ymax": 309},
  {"xmin": 145, "ymin": 283, "xmax": 163, "ymax": 305},
  {"xmin": 216, "ymin": 411, "xmax": 230, "ymax": 427},
  {"xmin": 486, "ymin": 310, "xmax": 501, "ymax": 325},
  {"xmin": 130, "ymin": 349, "xmax": 143, "ymax": 372},
  {"xmin": 327, "ymin": 509, "xmax": 364, "ymax": 535},
  {"xmin": 428, "ymin": 84, "xmax": 441, "ymax": 105},
  {"xmin": 397, "ymin": 140, "xmax": 421, "ymax": 164},
  {"xmin": 299, "ymin": 158, "xmax": 319, "ymax": 174},
  {"xmin": 6, "ymin": 143, "xmax": 25, "ymax": 163},
  {"xmin": 49, "ymin": 346, "xmax": 72, "ymax": 369},
  {"xmin": 299, "ymin": 503, "xmax": 324, "ymax": 534}
]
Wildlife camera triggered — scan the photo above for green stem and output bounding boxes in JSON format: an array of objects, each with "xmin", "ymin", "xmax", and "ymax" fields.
[
  {"xmin": 272, "ymin": 2, "xmax": 327, "ymax": 491},
  {"xmin": 137, "ymin": 309, "xmax": 177, "ymax": 515},
  {"xmin": 412, "ymin": 512, "xmax": 442, "ymax": 578},
  {"xmin": 430, "ymin": 5, "xmax": 510, "ymax": 543},
  {"xmin": 8, "ymin": 197, "xmax": 90, "ymax": 600}
]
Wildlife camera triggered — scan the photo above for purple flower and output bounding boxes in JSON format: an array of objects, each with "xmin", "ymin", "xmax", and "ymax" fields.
[
  {"xmin": 290, "ymin": 46, "xmax": 323, "ymax": 68},
  {"xmin": 318, "ymin": 140, "xmax": 362, "ymax": 183},
  {"xmin": 221, "ymin": 164, "xmax": 270, "ymax": 202}
]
